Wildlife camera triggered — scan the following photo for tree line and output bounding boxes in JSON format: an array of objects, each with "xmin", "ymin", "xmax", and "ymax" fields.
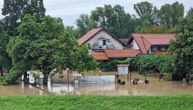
[{"xmin": 69, "ymin": 1, "xmax": 193, "ymax": 38}]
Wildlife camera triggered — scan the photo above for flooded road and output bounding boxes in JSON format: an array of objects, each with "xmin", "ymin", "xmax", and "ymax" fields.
[{"xmin": 0, "ymin": 74, "xmax": 193, "ymax": 96}]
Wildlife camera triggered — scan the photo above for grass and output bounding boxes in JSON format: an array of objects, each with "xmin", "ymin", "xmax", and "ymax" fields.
[{"xmin": 0, "ymin": 95, "xmax": 193, "ymax": 110}]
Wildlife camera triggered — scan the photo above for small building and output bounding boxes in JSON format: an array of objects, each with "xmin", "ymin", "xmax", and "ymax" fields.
[{"xmin": 129, "ymin": 34, "xmax": 176, "ymax": 54}]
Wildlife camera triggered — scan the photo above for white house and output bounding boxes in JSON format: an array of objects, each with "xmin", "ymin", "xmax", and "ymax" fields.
[
  {"xmin": 78, "ymin": 28, "xmax": 140, "ymax": 61},
  {"xmin": 78, "ymin": 28, "xmax": 124, "ymax": 50}
]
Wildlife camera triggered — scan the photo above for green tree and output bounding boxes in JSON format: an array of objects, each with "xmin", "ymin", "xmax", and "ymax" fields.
[
  {"xmin": 76, "ymin": 14, "xmax": 97, "ymax": 38},
  {"xmin": 2, "ymin": 0, "xmax": 46, "ymax": 36},
  {"xmin": 169, "ymin": 18, "xmax": 193, "ymax": 80},
  {"xmin": 160, "ymin": 2, "xmax": 184, "ymax": 28},
  {"xmin": 0, "ymin": 20, "xmax": 12, "ymax": 76},
  {"xmin": 136, "ymin": 25, "xmax": 168, "ymax": 33},
  {"xmin": 134, "ymin": 1, "xmax": 153, "ymax": 18},
  {"xmin": 187, "ymin": 8, "xmax": 193, "ymax": 19},
  {"xmin": 0, "ymin": 0, "xmax": 46, "ymax": 77},
  {"xmin": 5, "ymin": 15, "xmax": 97, "ymax": 84},
  {"xmin": 90, "ymin": 5, "xmax": 133, "ymax": 38},
  {"xmin": 133, "ymin": 2, "xmax": 161, "ymax": 31}
]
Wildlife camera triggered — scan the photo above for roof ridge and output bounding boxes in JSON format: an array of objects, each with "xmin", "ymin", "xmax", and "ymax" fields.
[{"xmin": 141, "ymin": 36, "xmax": 151, "ymax": 53}]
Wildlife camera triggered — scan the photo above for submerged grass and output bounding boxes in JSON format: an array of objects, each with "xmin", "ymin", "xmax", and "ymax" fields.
[{"xmin": 0, "ymin": 95, "xmax": 193, "ymax": 110}]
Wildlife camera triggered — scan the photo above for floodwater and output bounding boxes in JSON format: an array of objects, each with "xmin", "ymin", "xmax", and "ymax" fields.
[
  {"xmin": 1, "ymin": 74, "xmax": 193, "ymax": 96},
  {"xmin": 0, "ymin": 82, "xmax": 46, "ymax": 96}
]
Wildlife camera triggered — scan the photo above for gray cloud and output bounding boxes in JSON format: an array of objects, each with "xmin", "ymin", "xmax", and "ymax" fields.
[{"xmin": 0, "ymin": 0, "xmax": 193, "ymax": 26}]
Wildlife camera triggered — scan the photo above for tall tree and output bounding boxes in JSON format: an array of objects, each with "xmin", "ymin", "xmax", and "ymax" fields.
[
  {"xmin": 0, "ymin": 0, "xmax": 46, "ymax": 76},
  {"xmin": 187, "ymin": 8, "xmax": 193, "ymax": 19},
  {"xmin": 160, "ymin": 2, "xmax": 184, "ymax": 28},
  {"xmin": 2, "ymin": 0, "xmax": 46, "ymax": 36},
  {"xmin": 76, "ymin": 14, "xmax": 97, "ymax": 38},
  {"xmin": 169, "ymin": 18, "xmax": 193, "ymax": 81},
  {"xmin": 133, "ymin": 1, "xmax": 161, "ymax": 32},
  {"xmin": 90, "ymin": 5, "xmax": 133, "ymax": 38},
  {"xmin": 0, "ymin": 21, "xmax": 5, "ymax": 76},
  {"xmin": 134, "ymin": 1, "xmax": 153, "ymax": 18},
  {"xmin": 0, "ymin": 20, "xmax": 12, "ymax": 76},
  {"xmin": 4, "ymin": 15, "xmax": 97, "ymax": 84}
]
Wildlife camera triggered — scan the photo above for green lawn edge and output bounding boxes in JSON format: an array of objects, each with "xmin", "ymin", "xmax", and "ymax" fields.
[{"xmin": 0, "ymin": 95, "xmax": 193, "ymax": 110}]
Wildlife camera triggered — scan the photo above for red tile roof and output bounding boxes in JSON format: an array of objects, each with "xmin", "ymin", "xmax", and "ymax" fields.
[
  {"xmin": 78, "ymin": 28, "xmax": 103, "ymax": 45},
  {"xmin": 78, "ymin": 28, "xmax": 124, "ymax": 45},
  {"xmin": 91, "ymin": 51, "xmax": 109, "ymax": 61},
  {"xmin": 91, "ymin": 49, "xmax": 141, "ymax": 61},
  {"xmin": 132, "ymin": 34, "xmax": 176, "ymax": 54},
  {"xmin": 105, "ymin": 49, "xmax": 141, "ymax": 58}
]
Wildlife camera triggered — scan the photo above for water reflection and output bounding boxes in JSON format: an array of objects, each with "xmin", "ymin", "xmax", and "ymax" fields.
[
  {"xmin": 1, "ymin": 75, "xmax": 193, "ymax": 96},
  {"xmin": 46, "ymin": 81, "xmax": 193, "ymax": 96}
]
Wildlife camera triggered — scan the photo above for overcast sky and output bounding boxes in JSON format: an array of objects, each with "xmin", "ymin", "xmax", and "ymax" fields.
[{"xmin": 0, "ymin": 0, "xmax": 192, "ymax": 26}]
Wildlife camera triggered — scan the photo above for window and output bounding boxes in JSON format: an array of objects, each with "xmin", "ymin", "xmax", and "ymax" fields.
[
  {"xmin": 152, "ymin": 46, "xmax": 157, "ymax": 52},
  {"xmin": 161, "ymin": 47, "xmax": 166, "ymax": 51},
  {"xmin": 103, "ymin": 40, "xmax": 106, "ymax": 46}
]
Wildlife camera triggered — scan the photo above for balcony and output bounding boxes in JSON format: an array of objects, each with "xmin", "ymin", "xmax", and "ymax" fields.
[{"xmin": 92, "ymin": 44, "xmax": 115, "ymax": 50}]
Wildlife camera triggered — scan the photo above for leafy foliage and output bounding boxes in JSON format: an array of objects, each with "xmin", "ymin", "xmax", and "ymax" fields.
[
  {"xmin": 130, "ymin": 55, "xmax": 173, "ymax": 74},
  {"xmin": 169, "ymin": 18, "xmax": 193, "ymax": 77},
  {"xmin": 0, "ymin": 0, "xmax": 46, "ymax": 77},
  {"xmin": 136, "ymin": 25, "xmax": 168, "ymax": 33},
  {"xmin": 187, "ymin": 8, "xmax": 193, "ymax": 19},
  {"xmin": 4, "ymin": 15, "xmax": 98, "ymax": 84},
  {"xmin": 75, "ymin": 14, "xmax": 97, "ymax": 38},
  {"xmin": 2, "ymin": 0, "xmax": 46, "ymax": 36},
  {"xmin": 160, "ymin": 2, "xmax": 184, "ymax": 28},
  {"xmin": 0, "ymin": 20, "xmax": 11, "ymax": 75},
  {"xmin": 74, "ymin": 2, "xmax": 186, "ymax": 38},
  {"xmin": 76, "ymin": 5, "xmax": 134, "ymax": 38}
]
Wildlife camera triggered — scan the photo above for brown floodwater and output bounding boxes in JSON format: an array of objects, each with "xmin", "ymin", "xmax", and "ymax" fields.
[
  {"xmin": 0, "ymin": 74, "xmax": 193, "ymax": 96},
  {"xmin": 0, "ymin": 82, "xmax": 46, "ymax": 96}
]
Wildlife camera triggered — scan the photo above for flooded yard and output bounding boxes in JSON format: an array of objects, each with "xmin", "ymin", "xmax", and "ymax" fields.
[{"xmin": 1, "ymin": 73, "xmax": 193, "ymax": 96}]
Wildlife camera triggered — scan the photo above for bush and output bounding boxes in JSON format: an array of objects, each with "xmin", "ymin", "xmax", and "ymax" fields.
[
  {"xmin": 131, "ymin": 54, "xmax": 173, "ymax": 74},
  {"xmin": 99, "ymin": 58, "xmax": 133, "ymax": 72},
  {"xmin": 98, "ymin": 55, "xmax": 173, "ymax": 75}
]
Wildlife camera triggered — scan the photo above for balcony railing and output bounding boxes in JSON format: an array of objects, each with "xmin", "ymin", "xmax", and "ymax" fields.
[{"xmin": 92, "ymin": 44, "xmax": 115, "ymax": 50}]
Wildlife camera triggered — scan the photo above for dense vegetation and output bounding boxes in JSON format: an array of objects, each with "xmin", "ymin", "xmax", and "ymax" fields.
[
  {"xmin": 0, "ymin": 95, "xmax": 193, "ymax": 110},
  {"xmin": 72, "ymin": 1, "xmax": 188, "ymax": 38},
  {"xmin": 0, "ymin": 0, "xmax": 97, "ymax": 84},
  {"xmin": 169, "ymin": 18, "xmax": 193, "ymax": 80},
  {"xmin": 131, "ymin": 55, "xmax": 173, "ymax": 74},
  {"xmin": 100, "ymin": 54, "xmax": 173, "ymax": 75}
]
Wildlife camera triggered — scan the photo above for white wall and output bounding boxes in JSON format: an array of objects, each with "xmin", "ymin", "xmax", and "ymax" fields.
[
  {"xmin": 79, "ymin": 76, "xmax": 115, "ymax": 84},
  {"xmin": 132, "ymin": 40, "xmax": 139, "ymax": 49},
  {"xmin": 85, "ymin": 31, "xmax": 124, "ymax": 50}
]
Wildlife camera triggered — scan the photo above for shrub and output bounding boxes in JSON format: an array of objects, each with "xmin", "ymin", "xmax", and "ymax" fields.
[{"xmin": 131, "ymin": 54, "xmax": 173, "ymax": 74}]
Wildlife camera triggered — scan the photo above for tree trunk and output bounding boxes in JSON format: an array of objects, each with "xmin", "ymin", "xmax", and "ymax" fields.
[{"xmin": 0, "ymin": 67, "xmax": 3, "ymax": 76}]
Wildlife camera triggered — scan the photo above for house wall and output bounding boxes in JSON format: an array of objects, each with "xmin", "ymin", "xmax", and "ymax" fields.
[
  {"xmin": 132, "ymin": 40, "xmax": 140, "ymax": 49},
  {"xmin": 85, "ymin": 31, "xmax": 124, "ymax": 50}
]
